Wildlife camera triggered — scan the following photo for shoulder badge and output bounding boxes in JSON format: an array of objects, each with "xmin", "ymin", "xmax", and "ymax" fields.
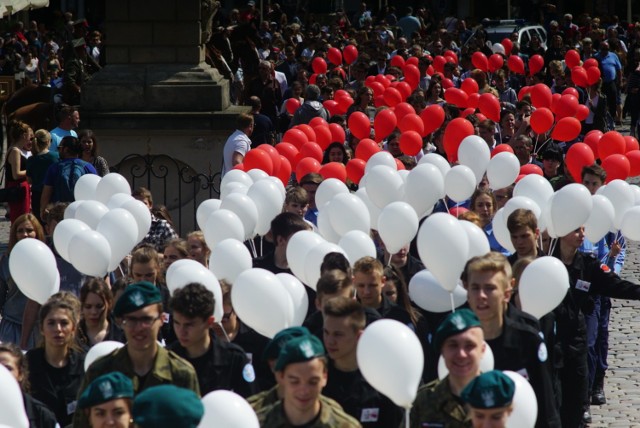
[
  {"xmin": 600, "ymin": 263, "xmax": 611, "ymax": 273},
  {"xmin": 242, "ymin": 363, "xmax": 256, "ymax": 383},
  {"xmin": 538, "ymin": 342, "xmax": 548, "ymax": 362}
]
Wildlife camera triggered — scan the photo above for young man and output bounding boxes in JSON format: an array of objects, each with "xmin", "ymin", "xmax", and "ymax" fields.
[
  {"xmin": 74, "ymin": 282, "xmax": 199, "ymax": 427},
  {"xmin": 298, "ymin": 173, "xmax": 322, "ymax": 226},
  {"xmin": 506, "ymin": 208, "xmax": 542, "ymax": 263},
  {"xmin": 222, "ymin": 113, "xmax": 253, "ymax": 176},
  {"xmin": 322, "ymin": 297, "xmax": 402, "ymax": 427},
  {"xmin": 257, "ymin": 335, "xmax": 360, "ymax": 427},
  {"xmin": 253, "ymin": 212, "xmax": 310, "ymax": 274},
  {"xmin": 407, "ymin": 309, "xmax": 486, "ymax": 428},
  {"xmin": 49, "ymin": 104, "xmax": 79, "ymax": 153},
  {"xmin": 463, "ymin": 253, "xmax": 560, "ymax": 427},
  {"xmin": 461, "ymin": 370, "xmax": 516, "ymax": 428},
  {"xmin": 353, "ymin": 256, "xmax": 407, "ymax": 321},
  {"xmin": 168, "ymin": 282, "xmax": 255, "ymax": 397}
]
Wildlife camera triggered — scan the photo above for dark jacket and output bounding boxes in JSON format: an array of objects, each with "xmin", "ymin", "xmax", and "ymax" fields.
[
  {"xmin": 290, "ymin": 101, "xmax": 329, "ymax": 127},
  {"xmin": 24, "ymin": 393, "xmax": 58, "ymax": 428}
]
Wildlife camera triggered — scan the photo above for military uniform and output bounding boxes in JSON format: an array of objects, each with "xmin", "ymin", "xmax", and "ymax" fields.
[
  {"xmin": 404, "ymin": 376, "xmax": 472, "ymax": 428},
  {"xmin": 257, "ymin": 395, "xmax": 362, "ymax": 428},
  {"xmin": 248, "ymin": 384, "xmax": 280, "ymax": 412}
]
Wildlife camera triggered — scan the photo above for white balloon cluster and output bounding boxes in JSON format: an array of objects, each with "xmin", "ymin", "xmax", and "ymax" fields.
[{"xmin": 52, "ymin": 173, "xmax": 145, "ymax": 277}]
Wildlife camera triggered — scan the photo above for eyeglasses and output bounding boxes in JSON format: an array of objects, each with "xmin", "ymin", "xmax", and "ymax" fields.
[{"xmin": 121, "ymin": 315, "xmax": 161, "ymax": 328}]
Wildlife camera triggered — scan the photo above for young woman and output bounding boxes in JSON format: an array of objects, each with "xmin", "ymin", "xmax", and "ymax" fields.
[
  {"xmin": 26, "ymin": 129, "xmax": 59, "ymax": 224},
  {"xmin": 321, "ymin": 142, "xmax": 349, "ymax": 165},
  {"xmin": 5, "ymin": 121, "xmax": 33, "ymax": 223},
  {"xmin": 162, "ymin": 238, "xmax": 189, "ymax": 274},
  {"xmin": 186, "ymin": 231, "xmax": 210, "ymax": 268},
  {"xmin": 26, "ymin": 292, "xmax": 86, "ymax": 427},
  {"xmin": 470, "ymin": 189, "xmax": 508, "ymax": 254},
  {"xmin": 425, "ymin": 80, "xmax": 445, "ymax": 105},
  {"xmin": 498, "ymin": 110, "xmax": 517, "ymax": 144},
  {"xmin": 77, "ymin": 278, "xmax": 125, "ymax": 348},
  {"xmin": 78, "ymin": 129, "xmax": 110, "ymax": 177},
  {"xmin": 78, "ymin": 372, "xmax": 134, "ymax": 428}
]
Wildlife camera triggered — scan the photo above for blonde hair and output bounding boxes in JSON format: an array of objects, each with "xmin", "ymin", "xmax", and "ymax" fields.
[
  {"xmin": 32, "ymin": 129, "xmax": 51, "ymax": 154},
  {"xmin": 463, "ymin": 252, "xmax": 512, "ymax": 290}
]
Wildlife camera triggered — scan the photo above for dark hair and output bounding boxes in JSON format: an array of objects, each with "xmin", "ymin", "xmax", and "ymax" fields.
[
  {"xmin": 170, "ymin": 282, "xmax": 215, "ymax": 320},
  {"xmin": 316, "ymin": 269, "xmax": 353, "ymax": 298},
  {"xmin": 383, "ymin": 265, "xmax": 421, "ymax": 326},
  {"xmin": 322, "ymin": 296, "xmax": 365, "ymax": 331},
  {"xmin": 77, "ymin": 129, "xmax": 98, "ymax": 157},
  {"xmin": 56, "ymin": 104, "xmax": 76, "ymax": 123},
  {"xmin": 470, "ymin": 189, "xmax": 497, "ymax": 214},
  {"xmin": 321, "ymin": 142, "xmax": 348, "ymax": 165},
  {"xmin": 581, "ymin": 163, "xmax": 606, "ymax": 181},
  {"xmin": 60, "ymin": 136, "xmax": 82, "ymax": 156},
  {"xmin": 271, "ymin": 212, "xmax": 310, "ymax": 241},
  {"xmin": 236, "ymin": 112, "xmax": 254, "ymax": 129},
  {"xmin": 132, "ymin": 187, "xmax": 153, "ymax": 205},
  {"xmin": 320, "ymin": 252, "xmax": 351, "ymax": 276},
  {"xmin": 0, "ymin": 342, "xmax": 30, "ymax": 392},
  {"xmin": 80, "ymin": 278, "xmax": 114, "ymax": 312}
]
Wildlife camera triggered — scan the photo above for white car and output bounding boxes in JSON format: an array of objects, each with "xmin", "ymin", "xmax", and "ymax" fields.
[{"xmin": 468, "ymin": 19, "xmax": 548, "ymax": 52}]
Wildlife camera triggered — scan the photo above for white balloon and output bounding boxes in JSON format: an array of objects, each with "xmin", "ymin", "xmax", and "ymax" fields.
[
  {"xmin": 221, "ymin": 181, "xmax": 248, "ymax": 199},
  {"xmin": 538, "ymin": 195, "xmax": 557, "ymax": 238},
  {"xmin": 365, "ymin": 151, "xmax": 397, "ymax": 172},
  {"xmin": 121, "ymin": 199, "xmax": 152, "ymax": 242},
  {"xmin": 417, "ymin": 213, "xmax": 469, "ymax": 291},
  {"xmin": 599, "ymin": 179, "xmax": 634, "ymax": 230},
  {"xmin": 95, "ymin": 173, "xmax": 132, "ymax": 204},
  {"xmin": 197, "ymin": 199, "xmax": 222, "ymax": 231},
  {"xmin": 0, "ymin": 365, "xmax": 29, "ymax": 428},
  {"xmin": 444, "ymin": 165, "xmax": 477, "ymax": 202},
  {"xmin": 166, "ymin": 260, "xmax": 223, "ymax": 321},
  {"xmin": 585, "ymin": 195, "xmax": 615, "ymax": 242},
  {"xmin": 317, "ymin": 206, "xmax": 341, "ymax": 244},
  {"xmin": 106, "ymin": 193, "xmax": 135, "ymax": 210},
  {"xmin": 339, "ymin": 230, "xmax": 377, "ymax": 266},
  {"xmin": 53, "ymin": 218, "xmax": 91, "ymax": 262},
  {"xmin": 220, "ymin": 193, "xmax": 258, "ymax": 240},
  {"xmin": 631, "ymin": 184, "xmax": 640, "ymax": 205},
  {"xmin": 208, "ymin": 239, "xmax": 252, "ymax": 284},
  {"xmin": 303, "ymin": 242, "xmax": 345, "ymax": 290},
  {"xmin": 519, "ymin": 256, "xmax": 569, "ymax": 319},
  {"xmin": 550, "ymin": 183, "xmax": 593, "ymax": 237},
  {"xmin": 458, "ymin": 135, "xmax": 491, "ymax": 184},
  {"xmin": 247, "ymin": 180, "xmax": 285, "ymax": 236},
  {"xmin": 513, "ymin": 174, "xmax": 554, "ymax": 212},
  {"xmin": 9, "ymin": 238, "xmax": 60, "ymax": 305},
  {"xmin": 63, "ymin": 200, "xmax": 84, "ymax": 219},
  {"xmin": 315, "ymin": 178, "xmax": 349, "ymax": 209},
  {"xmin": 398, "ymin": 169, "xmax": 410, "ymax": 182},
  {"xmin": 327, "ymin": 193, "xmax": 370, "ymax": 236},
  {"xmin": 74, "ymin": 173, "xmax": 101, "ymax": 201},
  {"xmin": 404, "ymin": 163, "xmax": 445, "ymax": 218},
  {"xmin": 503, "ymin": 196, "xmax": 541, "ymax": 221},
  {"xmin": 492, "ymin": 42, "xmax": 506, "ymax": 54},
  {"xmin": 459, "ymin": 220, "xmax": 491, "ymax": 259},
  {"xmin": 437, "ymin": 341, "xmax": 494, "ymax": 379},
  {"xmin": 377, "ymin": 202, "xmax": 418, "ymax": 254},
  {"xmin": 287, "ymin": 231, "xmax": 325, "ymax": 285},
  {"xmin": 365, "ymin": 165, "xmax": 404, "ymax": 209},
  {"xmin": 277, "ymin": 273, "xmax": 309, "ymax": 326},
  {"xmin": 74, "ymin": 200, "xmax": 109, "ymax": 230},
  {"xmin": 355, "ymin": 188, "xmax": 381, "ymax": 230},
  {"xmin": 246, "ymin": 168, "xmax": 269, "ymax": 182},
  {"xmin": 620, "ymin": 206, "xmax": 640, "ymax": 241},
  {"xmin": 266, "ymin": 176, "xmax": 287, "ymax": 201},
  {"xmin": 198, "ymin": 390, "xmax": 259, "ymax": 428},
  {"xmin": 492, "ymin": 208, "xmax": 516, "ymax": 254},
  {"xmin": 69, "ymin": 231, "xmax": 112, "ymax": 277},
  {"xmin": 221, "ymin": 169, "xmax": 253, "ymax": 194},
  {"xmin": 505, "ymin": 371, "xmax": 538, "ymax": 428},
  {"xmin": 97, "ymin": 208, "xmax": 139, "ymax": 271},
  {"xmin": 419, "ymin": 153, "xmax": 451, "ymax": 177},
  {"xmin": 84, "ymin": 341, "xmax": 124, "ymax": 371},
  {"xmin": 357, "ymin": 319, "xmax": 423, "ymax": 408},
  {"xmin": 487, "ymin": 152, "xmax": 520, "ymax": 189},
  {"xmin": 204, "ymin": 209, "xmax": 245, "ymax": 249},
  {"xmin": 232, "ymin": 268, "xmax": 294, "ymax": 338},
  {"xmin": 409, "ymin": 270, "xmax": 467, "ymax": 312}
]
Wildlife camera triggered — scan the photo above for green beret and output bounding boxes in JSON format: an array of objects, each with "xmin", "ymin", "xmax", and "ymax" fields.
[
  {"xmin": 263, "ymin": 326, "xmax": 311, "ymax": 362},
  {"xmin": 78, "ymin": 372, "xmax": 134, "ymax": 409},
  {"xmin": 433, "ymin": 308, "xmax": 481, "ymax": 351},
  {"xmin": 133, "ymin": 385, "xmax": 204, "ymax": 428},
  {"xmin": 461, "ymin": 370, "xmax": 516, "ymax": 409},
  {"xmin": 275, "ymin": 334, "xmax": 325, "ymax": 371},
  {"xmin": 113, "ymin": 282, "xmax": 162, "ymax": 317}
]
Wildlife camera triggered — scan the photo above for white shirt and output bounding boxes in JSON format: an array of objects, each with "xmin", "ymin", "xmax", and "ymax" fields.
[{"xmin": 222, "ymin": 129, "xmax": 251, "ymax": 176}]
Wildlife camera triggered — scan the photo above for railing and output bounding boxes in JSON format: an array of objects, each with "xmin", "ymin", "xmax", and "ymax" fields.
[{"xmin": 110, "ymin": 153, "xmax": 221, "ymax": 236}]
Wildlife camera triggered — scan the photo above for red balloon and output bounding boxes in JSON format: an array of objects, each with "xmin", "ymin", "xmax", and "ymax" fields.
[
  {"xmin": 584, "ymin": 58, "xmax": 599, "ymax": 69},
  {"xmin": 393, "ymin": 102, "xmax": 416, "ymax": 123},
  {"xmin": 530, "ymin": 83, "xmax": 552, "ymax": 109},
  {"xmin": 444, "ymin": 117, "xmax": 474, "ymax": 162},
  {"xmin": 517, "ymin": 86, "xmax": 532, "ymax": 101},
  {"xmin": 346, "ymin": 158, "xmax": 366, "ymax": 184},
  {"xmin": 334, "ymin": 89, "xmax": 350, "ymax": 99},
  {"xmin": 598, "ymin": 131, "xmax": 626, "ymax": 159},
  {"xmin": 244, "ymin": 148, "xmax": 274, "ymax": 174},
  {"xmin": 602, "ymin": 154, "xmax": 631, "ymax": 183},
  {"xmin": 296, "ymin": 124, "xmax": 316, "ymax": 143},
  {"xmin": 282, "ymin": 128, "xmax": 308, "ymax": 149},
  {"xmin": 467, "ymin": 93, "xmax": 480, "ymax": 109},
  {"xmin": 367, "ymin": 81, "xmax": 385, "ymax": 98},
  {"xmin": 399, "ymin": 131, "xmax": 423, "ymax": 156},
  {"xmin": 491, "ymin": 144, "xmax": 515, "ymax": 157},
  {"xmin": 275, "ymin": 142, "xmax": 299, "ymax": 166},
  {"xmin": 566, "ymin": 143, "xmax": 596, "ymax": 182},
  {"xmin": 587, "ymin": 67, "xmax": 601, "ymax": 86},
  {"xmin": 355, "ymin": 138, "xmax": 381, "ymax": 161},
  {"xmin": 565, "ymin": 49, "xmax": 581, "ymax": 69},
  {"xmin": 309, "ymin": 73, "xmax": 317, "ymax": 85},
  {"xmin": 323, "ymin": 100, "xmax": 339, "ymax": 116},
  {"xmin": 460, "ymin": 107, "xmax": 476, "ymax": 118},
  {"xmin": 551, "ymin": 117, "xmax": 581, "ymax": 142},
  {"xmin": 530, "ymin": 107, "xmax": 555, "ymax": 134},
  {"xmin": 626, "ymin": 150, "xmax": 640, "ymax": 176},
  {"xmin": 395, "ymin": 81, "xmax": 413, "ymax": 99},
  {"xmin": 348, "ymin": 112, "xmax": 371, "ymax": 140},
  {"xmin": 300, "ymin": 142, "xmax": 323, "ymax": 163},
  {"xmin": 286, "ymin": 98, "xmax": 301, "ymax": 115},
  {"xmin": 508, "ymin": 55, "xmax": 525, "ymax": 75},
  {"xmin": 461, "ymin": 78, "xmax": 479, "ymax": 95},
  {"xmin": 444, "ymin": 87, "xmax": 469, "ymax": 108},
  {"xmin": 343, "ymin": 45, "xmax": 358, "ymax": 65},
  {"xmin": 403, "ymin": 64, "xmax": 420, "ymax": 88},
  {"xmin": 310, "ymin": 117, "xmax": 328, "ymax": 128},
  {"xmin": 477, "ymin": 93, "xmax": 500, "ymax": 122},
  {"xmin": 395, "ymin": 159, "xmax": 406, "ymax": 170},
  {"xmin": 555, "ymin": 94, "xmax": 579, "ymax": 119},
  {"xmin": 433, "ymin": 55, "xmax": 447, "ymax": 73},
  {"xmin": 390, "ymin": 55, "xmax": 405, "ymax": 68},
  {"xmin": 313, "ymin": 125, "xmax": 332, "ymax": 150},
  {"xmin": 443, "ymin": 51, "xmax": 458, "ymax": 65},
  {"xmin": 529, "ymin": 54, "xmax": 544, "ymax": 76},
  {"xmin": 329, "ymin": 123, "xmax": 346, "ymax": 144},
  {"xmin": 312, "ymin": 57, "xmax": 327, "ymax": 75},
  {"xmin": 550, "ymin": 93, "xmax": 562, "ymax": 114},
  {"xmin": 406, "ymin": 56, "xmax": 419, "ymax": 67},
  {"xmin": 399, "ymin": 113, "xmax": 424, "ymax": 135},
  {"xmin": 275, "ymin": 155, "xmax": 291, "ymax": 186},
  {"xmin": 625, "ymin": 136, "xmax": 640, "ymax": 153},
  {"xmin": 448, "ymin": 206, "xmax": 469, "ymax": 218},
  {"xmin": 256, "ymin": 144, "xmax": 281, "ymax": 175},
  {"xmin": 336, "ymin": 95, "xmax": 354, "ymax": 114},
  {"xmin": 575, "ymin": 104, "xmax": 590, "ymax": 122},
  {"xmin": 319, "ymin": 162, "xmax": 347, "ymax": 182},
  {"xmin": 520, "ymin": 164, "xmax": 544, "ymax": 176},
  {"xmin": 233, "ymin": 163, "xmax": 245, "ymax": 171},
  {"xmin": 374, "ymin": 109, "xmax": 397, "ymax": 142},
  {"xmin": 475, "ymin": 113, "xmax": 487, "ymax": 122},
  {"xmin": 421, "ymin": 104, "xmax": 445, "ymax": 136},
  {"xmin": 584, "ymin": 130, "xmax": 603, "ymax": 159},
  {"xmin": 442, "ymin": 78, "xmax": 455, "ymax": 89},
  {"xmin": 296, "ymin": 157, "xmax": 321, "ymax": 180},
  {"xmin": 502, "ymin": 38, "xmax": 513, "ymax": 56},
  {"xmin": 562, "ymin": 87, "xmax": 579, "ymax": 98},
  {"xmin": 571, "ymin": 66, "xmax": 588, "ymax": 88},
  {"xmin": 488, "ymin": 54, "xmax": 504, "ymax": 73},
  {"xmin": 471, "ymin": 52, "xmax": 489, "ymax": 72},
  {"xmin": 327, "ymin": 47, "xmax": 342, "ymax": 65},
  {"xmin": 383, "ymin": 87, "xmax": 403, "ymax": 107}
]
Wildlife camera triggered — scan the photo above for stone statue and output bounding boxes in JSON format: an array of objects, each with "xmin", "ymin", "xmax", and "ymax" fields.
[{"xmin": 200, "ymin": 0, "xmax": 220, "ymax": 45}]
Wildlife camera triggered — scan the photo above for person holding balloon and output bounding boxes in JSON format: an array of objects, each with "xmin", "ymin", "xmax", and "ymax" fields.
[
  {"xmin": 470, "ymin": 189, "xmax": 509, "ymax": 255},
  {"xmin": 77, "ymin": 371, "xmax": 134, "ymax": 428}
]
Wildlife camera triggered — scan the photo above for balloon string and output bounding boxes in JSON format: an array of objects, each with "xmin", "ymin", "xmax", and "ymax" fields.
[
  {"xmin": 548, "ymin": 237, "xmax": 558, "ymax": 256},
  {"xmin": 218, "ymin": 322, "xmax": 231, "ymax": 342},
  {"xmin": 260, "ymin": 236, "xmax": 264, "ymax": 258},
  {"xmin": 249, "ymin": 239, "xmax": 258, "ymax": 259},
  {"xmin": 442, "ymin": 198, "xmax": 450, "ymax": 214},
  {"xmin": 405, "ymin": 407, "xmax": 410, "ymax": 428},
  {"xmin": 450, "ymin": 292, "xmax": 456, "ymax": 313}
]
